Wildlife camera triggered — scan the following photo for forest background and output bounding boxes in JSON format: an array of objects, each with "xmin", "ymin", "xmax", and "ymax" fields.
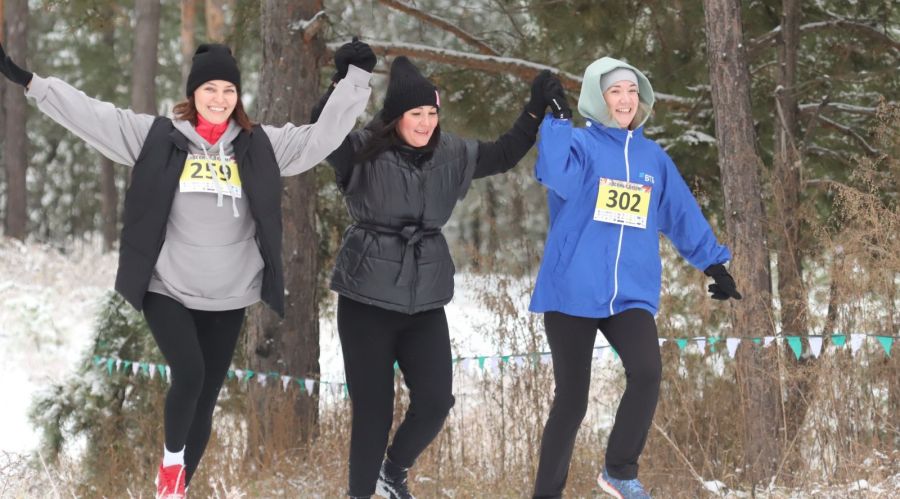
[{"xmin": 0, "ymin": 0, "xmax": 898, "ymax": 497}]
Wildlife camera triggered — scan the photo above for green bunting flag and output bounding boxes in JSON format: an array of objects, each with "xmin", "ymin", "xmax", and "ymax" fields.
[
  {"xmin": 90, "ymin": 331, "xmax": 900, "ymax": 401},
  {"xmin": 877, "ymin": 336, "xmax": 893, "ymax": 357},
  {"xmin": 786, "ymin": 336, "xmax": 803, "ymax": 360}
]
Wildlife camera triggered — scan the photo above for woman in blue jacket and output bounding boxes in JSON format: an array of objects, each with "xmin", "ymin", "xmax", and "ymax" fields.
[{"xmin": 529, "ymin": 57, "xmax": 741, "ymax": 499}]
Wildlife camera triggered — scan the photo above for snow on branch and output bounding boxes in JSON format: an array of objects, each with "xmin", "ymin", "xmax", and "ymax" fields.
[
  {"xmin": 815, "ymin": 115, "xmax": 880, "ymax": 156},
  {"xmin": 799, "ymin": 102, "xmax": 879, "ymax": 116},
  {"xmin": 289, "ymin": 10, "xmax": 328, "ymax": 43},
  {"xmin": 748, "ymin": 19, "xmax": 900, "ymax": 58},
  {"xmin": 378, "ymin": 0, "xmax": 499, "ymax": 55},
  {"xmin": 327, "ymin": 40, "xmax": 692, "ymax": 108}
]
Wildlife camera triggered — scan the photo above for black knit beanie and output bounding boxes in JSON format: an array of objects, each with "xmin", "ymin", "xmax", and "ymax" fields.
[
  {"xmin": 382, "ymin": 56, "xmax": 440, "ymax": 122},
  {"xmin": 186, "ymin": 44, "xmax": 241, "ymax": 97}
]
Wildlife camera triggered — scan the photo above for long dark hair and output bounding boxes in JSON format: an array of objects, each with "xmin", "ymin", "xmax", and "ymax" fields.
[
  {"xmin": 354, "ymin": 111, "xmax": 442, "ymax": 164},
  {"xmin": 172, "ymin": 95, "xmax": 254, "ymax": 131}
]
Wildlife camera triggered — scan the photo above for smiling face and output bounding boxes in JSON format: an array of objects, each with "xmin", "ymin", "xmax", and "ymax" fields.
[
  {"xmin": 193, "ymin": 80, "xmax": 238, "ymax": 125},
  {"xmin": 603, "ymin": 81, "xmax": 639, "ymax": 128},
  {"xmin": 396, "ymin": 106, "xmax": 439, "ymax": 147}
]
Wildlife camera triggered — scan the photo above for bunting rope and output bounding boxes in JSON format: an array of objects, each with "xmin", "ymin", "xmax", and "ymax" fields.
[{"xmin": 90, "ymin": 333, "xmax": 897, "ymax": 397}]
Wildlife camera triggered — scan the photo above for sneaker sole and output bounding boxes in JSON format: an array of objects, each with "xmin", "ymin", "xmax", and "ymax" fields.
[
  {"xmin": 596, "ymin": 475, "xmax": 624, "ymax": 499},
  {"xmin": 374, "ymin": 479, "xmax": 392, "ymax": 499}
]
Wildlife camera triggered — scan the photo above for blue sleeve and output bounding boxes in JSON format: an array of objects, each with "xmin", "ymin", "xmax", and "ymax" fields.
[
  {"xmin": 534, "ymin": 115, "xmax": 586, "ymax": 200},
  {"xmin": 656, "ymin": 150, "xmax": 732, "ymax": 270}
]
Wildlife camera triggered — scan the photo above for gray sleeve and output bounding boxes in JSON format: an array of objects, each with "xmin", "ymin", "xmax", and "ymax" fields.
[
  {"xmin": 26, "ymin": 75, "xmax": 155, "ymax": 167},
  {"xmin": 262, "ymin": 64, "xmax": 373, "ymax": 177}
]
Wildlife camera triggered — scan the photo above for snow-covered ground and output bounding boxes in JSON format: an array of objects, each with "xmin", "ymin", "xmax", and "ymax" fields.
[
  {"xmin": 0, "ymin": 239, "xmax": 607, "ymax": 455},
  {"xmin": 3, "ymin": 240, "xmax": 897, "ymax": 498},
  {"xmin": 0, "ymin": 238, "xmax": 117, "ymax": 454}
]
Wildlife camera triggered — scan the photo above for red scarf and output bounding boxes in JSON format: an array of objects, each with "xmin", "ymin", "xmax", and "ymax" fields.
[{"xmin": 195, "ymin": 114, "xmax": 229, "ymax": 144}]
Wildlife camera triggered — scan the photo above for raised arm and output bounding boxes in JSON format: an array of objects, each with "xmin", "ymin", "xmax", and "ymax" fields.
[
  {"xmin": 263, "ymin": 38, "xmax": 375, "ymax": 177},
  {"xmin": 533, "ymin": 79, "xmax": 588, "ymax": 201},
  {"xmin": 2, "ymin": 41, "xmax": 154, "ymax": 166}
]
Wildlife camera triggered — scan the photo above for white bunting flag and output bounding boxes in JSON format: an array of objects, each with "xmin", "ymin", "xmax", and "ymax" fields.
[
  {"xmin": 281, "ymin": 375, "xmax": 291, "ymax": 391},
  {"xmin": 234, "ymin": 369, "xmax": 244, "ymax": 381},
  {"xmin": 166, "ymin": 366, "xmax": 172, "ymax": 384},
  {"xmin": 115, "ymin": 359, "xmax": 122, "ymax": 371},
  {"xmin": 132, "ymin": 363, "xmax": 140, "ymax": 376},
  {"xmin": 257, "ymin": 374, "xmax": 267, "ymax": 386},
  {"xmin": 304, "ymin": 379, "xmax": 316, "ymax": 394},
  {"xmin": 727, "ymin": 338, "xmax": 741, "ymax": 358},
  {"xmin": 850, "ymin": 334, "xmax": 865, "ymax": 354},
  {"xmin": 694, "ymin": 337, "xmax": 707, "ymax": 352},
  {"xmin": 809, "ymin": 337, "xmax": 824, "ymax": 358},
  {"xmin": 658, "ymin": 338, "xmax": 667, "ymax": 347},
  {"xmin": 540, "ymin": 353, "xmax": 552, "ymax": 365},
  {"xmin": 763, "ymin": 336, "xmax": 775, "ymax": 348}
]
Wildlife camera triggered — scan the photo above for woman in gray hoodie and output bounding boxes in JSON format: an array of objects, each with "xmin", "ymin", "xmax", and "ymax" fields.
[{"xmin": 0, "ymin": 39, "xmax": 374, "ymax": 497}]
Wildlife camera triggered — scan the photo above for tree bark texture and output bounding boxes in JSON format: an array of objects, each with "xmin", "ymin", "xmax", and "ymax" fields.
[
  {"xmin": 244, "ymin": 0, "xmax": 325, "ymax": 455},
  {"xmin": 3, "ymin": 0, "xmax": 27, "ymax": 240},
  {"xmin": 702, "ymin": 0, "xmax": 781, "ymax": 485},
  {"xmin": 130, "ymin": 0, "xmax": 160, "ymax": 115},
  {"xmin": 773, "ymin": 0, "xmax": 808, "ymax": 338},
  {"xmin": 205, "ymin": 0, "xmax": 231, "ymax": 43},
  {"xmin": 181, "ymin": 0, "xmax": 197, "ymax": 90}
]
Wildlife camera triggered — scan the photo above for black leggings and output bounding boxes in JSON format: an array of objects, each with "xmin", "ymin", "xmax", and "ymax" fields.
[
  {"xmin": 532, "ymin": 308, "xmax": 661, "ymax": 498},
  {"xmin": 142, "ymin": 292, "xmax": 245, "ymax": 485},
  {"xmin": 337, "ymin": 295, "xmax": 456, "ymax": 497}
]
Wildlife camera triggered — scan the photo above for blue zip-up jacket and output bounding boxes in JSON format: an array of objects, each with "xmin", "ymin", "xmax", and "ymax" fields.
[{"xmin": 529, "ymin": 116, "xmax": 732, "ymax": 318}]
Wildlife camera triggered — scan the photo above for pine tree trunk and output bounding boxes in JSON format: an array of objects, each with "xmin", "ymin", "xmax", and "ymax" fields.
[
  {"xmin": 181, "ymin": 0, "xmax": 197, "ymax": 89},
  {"xmin": 773, "ymin": 0, "xmax": 808, "ymax": 338},
  {"xmin": 702, "ymin": 0, "xmax": 782, "ymax": 486},
  {"xmin": 131, "ymin": 0, "xmax": 160, "ymax": 115},
  {"xmin": 205, "ymin": 0, "xmax": 231, "ymax": 43},
  {"xmin": 3, "ymin": 0, "xmax": 28, "ymax": 240},
  {"xmin": 245, "ymin": 0, "xmax": 324, "ymax": 456},
  {"xmin": 774, "ymin": 0, "xmax": 816, "ymax": 456},
  {"xmin": 99, "ymin": 23, "xmax": 118, "ymax": 252}
]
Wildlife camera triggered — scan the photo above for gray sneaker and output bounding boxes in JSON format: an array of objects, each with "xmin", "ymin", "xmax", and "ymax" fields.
[
  {"xmin": 374, "ymin": 458, "xmax": 415, "ymax": 499},
  {"xmin": 597, "ymin": 467, "xmax": 651, "ymax": 499}
]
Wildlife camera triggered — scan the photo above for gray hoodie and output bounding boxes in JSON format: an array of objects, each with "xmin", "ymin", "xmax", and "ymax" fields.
[{"xmin": 27, "ymin": 65, "xmax": 372, "ymax": 311}]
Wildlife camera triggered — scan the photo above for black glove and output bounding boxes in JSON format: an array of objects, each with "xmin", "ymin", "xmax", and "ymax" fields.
[
  {"xmin": 350, "ymin": 38, "xmax": 377, "ymax": 73},
  {"xmin": 704, "ymin": 264, "xmax": 742, "ymax": 300},
  {"xmin": 524, "ymin": 70, "xmax": 552, "ymax": 117},
  {"xmin": 0, "ymin": 42, "xmax": 33, "ymax": 87},
  {"xmin": 544, "ymin": 76, "xmax": 572, "ymax": 119},
  {"xmin": 333, "ymin": 36, "xmax": 376, "ymax": 82}
]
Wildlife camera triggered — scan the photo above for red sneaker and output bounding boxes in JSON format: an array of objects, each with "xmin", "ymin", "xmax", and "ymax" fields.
[{"xmin": 155, "ymin": 462, "xmax": 186, "ymax": 499}]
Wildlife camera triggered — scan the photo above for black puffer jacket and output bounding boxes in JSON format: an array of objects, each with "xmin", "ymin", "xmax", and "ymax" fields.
[
  {"xmin": 329, "ymin": 129, "xmax": 478, "ymax": 313},
  {"xmin": 312, "ymin": 86, "xmax": 541, "ymax": 314}
]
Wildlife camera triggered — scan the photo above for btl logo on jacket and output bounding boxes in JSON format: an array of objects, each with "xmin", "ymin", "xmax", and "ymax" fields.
[{"xmin": 637, "ymin": 172, "xmax": 655, "ymax": 184}]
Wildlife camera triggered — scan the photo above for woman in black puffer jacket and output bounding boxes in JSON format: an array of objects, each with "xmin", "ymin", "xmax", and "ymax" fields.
[{"xmin": 312, "ymin": 55, "xmax": 567, "ymax": 499}]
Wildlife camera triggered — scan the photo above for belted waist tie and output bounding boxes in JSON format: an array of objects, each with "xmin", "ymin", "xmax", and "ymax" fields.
[{"xmin": 354, "ymin": 222, "xmax": 442, "ymax": 286}]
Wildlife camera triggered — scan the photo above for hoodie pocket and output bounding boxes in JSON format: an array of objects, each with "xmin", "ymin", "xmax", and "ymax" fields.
[{"xmin": 551, "ymin": 231, "xmax": 579, "ymax": 279}]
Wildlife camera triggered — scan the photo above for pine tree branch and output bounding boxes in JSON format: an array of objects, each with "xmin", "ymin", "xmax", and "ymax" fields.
[
  {"xmin": 328, "ymin": 40, "xmax": 693, "ymax": 108},
  {"xmin": 378, "ymin": 0, "xmax": 499, "ymax": 55},
  {"xmin": 748, "ymin": 19, "xmax": 900, "ymax": 59},
  {"xmin": 799, "ymin": 102, "xmax": 879, "ymax": 116},
  {"xmin": 814, "ymin": 115, "xmax": 880, "ymax": 156}
]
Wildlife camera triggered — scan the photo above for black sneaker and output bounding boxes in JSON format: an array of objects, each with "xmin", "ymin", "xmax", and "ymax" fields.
[{"xmin": 375, "ymin": 458, "xmax": 415, "ymax": 499}]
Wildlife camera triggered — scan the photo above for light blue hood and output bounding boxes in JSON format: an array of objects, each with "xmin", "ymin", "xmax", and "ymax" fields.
[{"xmin": 577, "ymin": 57, "xmax": 655, "ymax": 129}]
